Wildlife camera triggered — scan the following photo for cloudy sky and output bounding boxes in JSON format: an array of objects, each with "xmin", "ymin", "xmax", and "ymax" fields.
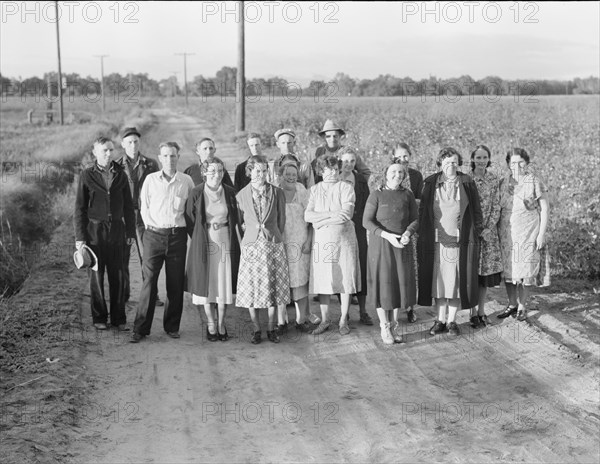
[{"xmin": 1, "ymin": 1, "xmax": 598, "ymax": 85}]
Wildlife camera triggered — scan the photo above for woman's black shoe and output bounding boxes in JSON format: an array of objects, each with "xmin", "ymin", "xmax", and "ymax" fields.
[
  {"xmin": 219, "ymin": 328, "xmax": 229, "ymax": 341},
  {"xmin": 206, "ymin": 326, "xmax": 219, "ymax": 342},
  {"xmin": 469, "ymin": 316, "xmax": 481, "ymax": 328},
  {"xmin": 267, "ymin": 330, "xmax": 280, "ymax": 343},
  {"xmin": 429, "ymin": 320, "xmax": 447, "ymax": 336},
  {"xmin": 251, "ymin": 331, "xmax": 262, "ymax": 344},
  {"xmin": 497, "ymin": 306, "xmax": 518, "ymax": 319}
]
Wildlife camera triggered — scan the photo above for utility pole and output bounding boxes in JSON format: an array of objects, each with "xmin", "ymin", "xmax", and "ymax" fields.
[
  {"xmin": 175, "ymin": 52, "xmax": 195, "ymax": 107},
  {"xmin": 54, "ymin": 0, "xmax": 64, "ymax": 125},
  {"xmin": 171, "ymin": 72, "xmax": 179, "ymax": 98},
  {"xmin": 236, "ymin": 0, "xmax": 245, "ymax": 132},
  {"xmin": 94, "ymin": 55, "xmax": 108, "ymax": 112}
]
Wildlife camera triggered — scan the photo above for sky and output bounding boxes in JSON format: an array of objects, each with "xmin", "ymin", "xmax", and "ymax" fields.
[{"xmin": 1, "ymin": 1, "xmax": 599, "ymax": 86}]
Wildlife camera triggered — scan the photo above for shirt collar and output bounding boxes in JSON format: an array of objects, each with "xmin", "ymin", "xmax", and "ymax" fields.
[
  {"xmin": 436, "ymin": 172, "xmax": 459, "ymax": 185},
  {"xmin": 159, "ymin": 170, "xmax": 179, "ymax": 182}
]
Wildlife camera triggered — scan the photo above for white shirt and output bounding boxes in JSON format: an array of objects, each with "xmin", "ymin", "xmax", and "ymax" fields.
[{"xmin": 140, "ymin": 171, "xmax": 194, "ymax": 228}]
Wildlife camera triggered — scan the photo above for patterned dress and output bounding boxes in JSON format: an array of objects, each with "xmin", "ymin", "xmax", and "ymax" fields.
[
  {"xmin": 307, "ymin": 181, "xmax": 360, "ymax": 295},
  {"xmin": 236, "ymin": 184, "xmax": 291, "ymax": 308},
  {"xmin": 282, "ymin": 183, "xmax": 311, "ymax": 300},
  {"xmin": 498, "ymin": 173, "xmax": 550, "ymax": 286},
  {"xmin": 473, "ymin": 170, "xmax": 503, "ymax": 286}
]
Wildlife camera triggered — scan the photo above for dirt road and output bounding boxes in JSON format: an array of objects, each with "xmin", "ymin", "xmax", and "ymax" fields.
[{"xmin": 67, "ymin": 110, "xmax": 599, "ymax": 463}]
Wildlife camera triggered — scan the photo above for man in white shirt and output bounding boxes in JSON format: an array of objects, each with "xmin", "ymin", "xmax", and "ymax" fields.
[{"xmin": 131, "ymin": 142, "xmax": 195, "ymax": 342}]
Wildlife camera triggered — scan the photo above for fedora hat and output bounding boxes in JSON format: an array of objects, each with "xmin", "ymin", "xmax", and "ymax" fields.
[
  {"xmin": 73, "ymin": 245, "xmax": 98, "ymax": 271},
  {"xmin": 318, "ymin": 120, "xmax": 345, "ymax": 137}
]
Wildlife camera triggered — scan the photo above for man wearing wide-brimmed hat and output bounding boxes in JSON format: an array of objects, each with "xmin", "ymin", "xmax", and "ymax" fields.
[
  {"xmin": 312, "ymin": 119, "xmax": 371, "ymax": 183},
  {"xmin": 117, "ymin": 126, "xmax": 165, "ymax": 307},
  {"xmin": 273, "ymin": 128, "xmax": 315, "ymax": 189},
  {"xmin": 74, "ymin": 136, "xmax": 136, "ymax": 331}
]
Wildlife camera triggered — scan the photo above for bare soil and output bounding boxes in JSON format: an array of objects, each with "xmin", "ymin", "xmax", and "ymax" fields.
[{"xmin": 2, "ymin": 110, "xmax": 598, "ymax": 464}]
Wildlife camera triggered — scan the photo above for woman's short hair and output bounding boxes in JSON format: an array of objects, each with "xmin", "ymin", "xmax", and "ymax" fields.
[
  {"xmin": 392, "ymin": 142, "xmax": 412, "ymax": 158},
  {"xmin": 278, "ymin": 157, "xmax": 299, "ymax": 176},
  {"xmin": 338, "ymin": 146, "xmax": 358, "ymax": 158},
  {"xmin": 201, "ymin": 156, "xmax": 225, "ymax": 178},
  {"xmin": 470, "ymin": 144, "xmax": 492, "ymax": 171},
  {"xmin": 436, "ymin": 147, "xmax": 463, "ymax": 167},
  {"xmin": 505, "ymin": 147, "xmax": 530, "ymax": 165},
  {"xmin": 245, "ymin": 155, "xmax": 269, "ymax": 177},
  {"xmin": 316, "ymin": 154, "xmax": 342, "ymax": 175},
  {"xmin": 379, "ymin": 160, "xmax": 409, "ymax": 190}
]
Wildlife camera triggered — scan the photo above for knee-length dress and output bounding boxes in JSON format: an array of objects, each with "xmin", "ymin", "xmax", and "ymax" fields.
[
  {"xmin": 283, "ymin": 183, "xmax": 310, "ymax": 300},
  {"xmin": 306, "ymin": 181, "xmax": 360, "ymax": 295},
  {"xmin": 498, "ymin": 173, "xmax": 550, "ymax": 286},
  {"xmin": 236, "ymin": 183, "xmax": 290, "ymax": 308},
  {"xmin": 473, "ymin": 171, "xmax": 503, "ymax": 287},
  {"xmin": 192, "ymin": 189, "xmax": 233, "ymax": 305},
  {"xmin": 363, "ymin": 189, "xmax": 419, "ymax": 310},
  {"xmin": 432, "ymin": 180, "xmax": 461, "ymax": 298}
]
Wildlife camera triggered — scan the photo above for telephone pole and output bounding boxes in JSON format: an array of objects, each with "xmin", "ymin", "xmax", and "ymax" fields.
[
  {"xmin": 236, "ymin": 1, "xmax": 245, "ymax": 132},
  {"xmin": 94, "ymin": 55, "xmax": 108, "ymax": 112},
  {"xmin": 170, "ymin": 72, "xmax": 179, "ymax": 98},
  {"xmin": 54, "ymin": 0, "xmax": 64, "ymax": 125},
  {"xmin": 175, "ymin": 52, "xmax": 195, "ymax": 107}
]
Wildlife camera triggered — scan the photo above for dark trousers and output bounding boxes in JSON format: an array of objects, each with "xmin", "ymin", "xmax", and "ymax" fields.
[
  {"xmin": 133, "ymin": 228, "xmax": 187, "ymax": 335},
  {"xmin": 87, "ymin": 221, "xmax": 126, "ymax": 325},
  {"xmin": 123, "ymin": 211, "xmax": 145, "ymax": 302}
]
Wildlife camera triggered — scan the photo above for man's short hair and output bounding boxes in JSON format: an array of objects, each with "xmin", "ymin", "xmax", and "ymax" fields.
[
  {"xmin": 159, "ymin": 141, "xmax": 180, "ymax": 153},
  {"xmin": 93, "ymin": 136, "xmax": 112, "ymax": 148},
  {"xmin": 195, "ymin": 138, "xmax": 214, "ymax": 149}
]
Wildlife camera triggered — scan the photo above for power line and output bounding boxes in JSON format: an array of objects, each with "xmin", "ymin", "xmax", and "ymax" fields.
[
  {"xmin": 175, "ymin": 52, "xmax": 195, "ymax": 107},
  {"xmin": 93, "ymin": 55, "xmax": 108, "ymax": 112}
]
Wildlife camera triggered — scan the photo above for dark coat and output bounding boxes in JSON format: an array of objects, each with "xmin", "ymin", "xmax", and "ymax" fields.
[
  {"xmin": 116, "ymin": 153, "xmax": 159, "ymax": 210},
  {"xmin": 183, "ymin": 183, "xmax": 241, "ymax": 296},
  {"xmin": 236, "ymin": 183, "xmax": 286, "ymax": 244},
  {"xmin": 74, "ymin": 161, "xmax": 136, "ymax": 242},
  {"xmin": 234, "ymin": 158, "xmax": 250, "ymax": 192},
  {"xmin": 417, "ymin": 172, "xmax": 483, "ymax": 308}
]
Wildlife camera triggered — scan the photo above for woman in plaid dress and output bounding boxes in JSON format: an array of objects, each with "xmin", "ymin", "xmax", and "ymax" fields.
[{"xmin": 236, "ymin": 156, "xmax": 290, "ymax": 344}]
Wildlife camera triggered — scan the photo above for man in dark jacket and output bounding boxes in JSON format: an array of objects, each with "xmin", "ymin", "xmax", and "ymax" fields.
[
  {"xmin": 234, "ymin": 133, "xmax": 262, "ymax": 192},
  {"xmin": 117, "ymin": 127, "xmax": 164, "ymax": 306},
  {"xmin": 185, "ymin": 138, "xmax": 234, "ymax": 187},
  {"xmin": 74, "ymin": 136, "xmax": 136, "ymax": 330}
]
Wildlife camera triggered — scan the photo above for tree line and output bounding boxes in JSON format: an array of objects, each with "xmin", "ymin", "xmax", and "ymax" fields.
[{"xmin": 1, "ymin": 68, "xmax": 598, "ymax": 100}]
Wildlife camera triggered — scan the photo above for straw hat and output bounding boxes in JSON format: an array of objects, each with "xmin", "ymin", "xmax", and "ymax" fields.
[
  {"xmin": 73, "ymin": 245, "xmax": 98, "ymax": 271},
  {"xmin": 318, "ymin": 120, "xmax": 345, "ymax": 137}
]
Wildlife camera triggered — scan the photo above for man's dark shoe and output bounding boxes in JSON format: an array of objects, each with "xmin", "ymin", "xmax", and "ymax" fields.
[
  {"xmin": 429, "ymin": 320, "xmax": 447, "ymax": 336},
  {"xmin": 359, "ymin": 312, "xmax": 374, "ymax": 326},
  {"xmin": 115, "ymin": 324, "xmax": 130, "ymax": 332},
  {"xmin": 130, "ymin": 333, "xmax": 145, "ymax": 343},
  {"xmin": 166, "ymin": 331, "xmax": 180, "ymax": 339},
  {"xmin": 155, "ymin": 297, "xmax": 164, "ymax": 307}
]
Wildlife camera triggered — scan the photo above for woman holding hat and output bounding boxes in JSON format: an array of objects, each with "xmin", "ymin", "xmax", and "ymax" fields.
[
  {"xmin": 184, "ymin": 156, "xmax": 240, "ymax": 342},
  {"xmin": 305, "ymin": 154, "xmax": 361, "ymax": 336},
  {"xmin": 236, "ymin": 155, "xmax": 290, "ymax": 344},
  {"xmin": 363, "ymin": 161, "xmax": 418, "ymax": 344},
  {"xmin": 497, "ymin": 148, "xmax": 550, "ymax": 321},
  {"xmin": 418, "ymin": 147, "xmax": 483, "ymax": 337}
]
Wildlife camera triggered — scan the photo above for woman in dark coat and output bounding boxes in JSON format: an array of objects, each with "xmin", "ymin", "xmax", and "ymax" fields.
[
  {"xmin": 339, "ymin": 146, "xmax": 373, "ymax": 326},
  {"xmin": 184, "ymin": 157, "xmax": 240, "ymax": 342},
  {"xmin": 417, "ymin": 147, "xmax": 483, "ymax": 337}
]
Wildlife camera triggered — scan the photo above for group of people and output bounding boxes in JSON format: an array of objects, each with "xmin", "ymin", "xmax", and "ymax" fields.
[{"xmin": 74, "ymin": 120, "xmax": 550, "ymax": 346}]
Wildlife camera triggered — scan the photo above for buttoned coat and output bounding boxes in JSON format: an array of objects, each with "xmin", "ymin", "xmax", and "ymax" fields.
[
  {"xmin": 417, "ymin": 171, "xmax": 483, "ymax": 309},
  {"xmin": 236, "ymin": 183, "xmax": 286, "ymax": 244},
  {"xmin": 183, "ymin": 183, "xmax": 241, "ymax": 297}
]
